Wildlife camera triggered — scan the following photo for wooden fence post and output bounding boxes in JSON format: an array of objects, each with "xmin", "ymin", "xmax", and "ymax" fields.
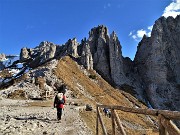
[
  {"xmin": 158, "ymin": 114, "xmax": 166, "ymax": 135},
  {"xmin": 111, "ymin": 109, "xmax": 116, "ymax": 135},
  {"xmin": 45, "ymin": 91, "xmax": 47, "ymax": 100},
  {"xmin": 97, "ymin": 106, "xmax": 108, "ymax": 135},
  {"xmin": 112, "ymin": 110, "xmax": 126, "ymax": 135},
  {"xmin": 96, "ymin": 106, "xmax": 99, "ymax": 135},
  {"xmin": 96, "ymin": 104, "xmax": 180, "ymax": 135},
  {"xmin": 160, "ymin": 115, "xmax": 180, "ymax": 135}
]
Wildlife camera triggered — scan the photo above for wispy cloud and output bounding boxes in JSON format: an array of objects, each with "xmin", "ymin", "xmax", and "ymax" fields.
[
  {"xmin": 162, "ymin": 0, "xmax": 180, "ymax": 18},
  {"xmin": 129, "ymin": 0, "xmax": 180, "ymax": 41},
  {"xmin": 129, "ymin": 26, "xmax": 152, "ymax": 41},
  {"xmin": 25, "ymin": 25, "xmax": 34, "ymax": 30},
  {"xmin": 104, "ymin": 3, "xmax": 111, "ymax": 9},
  {"xmin": 128, "ymin": 31, "xmax": 133, "ymax": 36}
]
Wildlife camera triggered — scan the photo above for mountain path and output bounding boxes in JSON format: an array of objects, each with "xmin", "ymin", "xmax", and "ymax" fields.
[{"xmin": 0, "ymin": 98, "xmax": 93, "ymax": 135}]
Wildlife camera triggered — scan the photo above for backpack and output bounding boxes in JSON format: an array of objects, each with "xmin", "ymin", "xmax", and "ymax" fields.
[{"xmin": 57, "ymin": 93, "xmax": 64, "ymax": 104}]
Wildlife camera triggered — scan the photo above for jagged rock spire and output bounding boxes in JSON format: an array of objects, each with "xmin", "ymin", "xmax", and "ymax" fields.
[
  {"xmin": 87, "ymin": 25, "xmax": 111, "ymax": 81},
  {"xmin": 80, "ymin": 42, "xmax": 93, "ymax": 70},
  {"xmin": 109, "ymin": 31, "xmax": 126, "ymax": 85},
  {"xmin": 65, "ymin": 38, "xmax": 79, "ymax": 58}
]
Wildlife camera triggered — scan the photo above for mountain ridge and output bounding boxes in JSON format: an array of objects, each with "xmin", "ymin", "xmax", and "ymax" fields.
[{"xmin": 0, "ymin": 15, "xmax": 180, "ymax": 112}]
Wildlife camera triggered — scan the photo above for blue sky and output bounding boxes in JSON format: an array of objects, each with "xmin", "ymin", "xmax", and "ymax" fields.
[{"xmin": 0, "ymin": 0, "xmax": 180, "ymax": 60}]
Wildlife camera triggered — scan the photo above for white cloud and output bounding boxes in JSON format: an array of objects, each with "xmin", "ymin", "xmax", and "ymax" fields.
[
  {"xmin": 148, "ymin": 25, "xmax": 153, "ymax": 31},
  {"xmin": 147, "ymin": 32, "xmax": 151, "ymax": 37},
  {"xmin": 162, "ymin": 0, "xmax": 180, "ymax": 18},
  {"xmin": 129, "ymin": 26, "xmax": 152, "ymax": 41},
  {"xmin": 132, "ymin": 35, "xmax": 137, "ymax": 40},
  {"xmin": 129, "ymin": 31, "xmax": 133, "ymax": 36},
  {"xmin": 137, "ymin": 29, "xmax": 146, "ymax": 38},
  {"xmin": 129, "ymin": 0, "xmax": 180, "ymax": 42}
]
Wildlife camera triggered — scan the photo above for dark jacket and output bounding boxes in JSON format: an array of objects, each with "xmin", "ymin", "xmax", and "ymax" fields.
[{"xmin": 54, "ymin": 94, "xmax": 66, "ymax": 108}]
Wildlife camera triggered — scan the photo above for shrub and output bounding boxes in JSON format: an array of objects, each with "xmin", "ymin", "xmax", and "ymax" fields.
[{"xmin": 89, "ymin": 75, "xmax": 96, "ymax": 79}]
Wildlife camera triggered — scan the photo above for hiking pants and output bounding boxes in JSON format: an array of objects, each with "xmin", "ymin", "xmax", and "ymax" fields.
[{"xmin": 57, "ymin": 108, "xmax": 62, "ymax": 120}]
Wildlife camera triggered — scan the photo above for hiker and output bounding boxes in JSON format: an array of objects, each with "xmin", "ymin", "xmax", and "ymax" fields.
[
  {"xmin": 103, "ymin": 108, "xmax": 111, "ymax": 118},
  {"xmin": 103, "ymin": 108, "xmax": 109, "ymax": 116},
  {"xmin": 54, "ymin": 83, "xmax": 67, "ymax": 94},
  {"xmin": 54, "ymin": 92, "xmax": 66, "ymax": 121}
]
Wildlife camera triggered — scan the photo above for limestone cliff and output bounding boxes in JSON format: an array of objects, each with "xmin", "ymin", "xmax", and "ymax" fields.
[
  {"xmin": 87, "ymin": 25, "xmax": 111, "ymax": 81},
  {"xmin": 109, "ymin": 31, "xmax": 126, "ymax": 85},
  {"xmin": 134, "ymin": 15, "xmax": 180, "ymax": 111},
  {"xmin": 79, "ymin": 40, "xmax": 93, "ymax": 70}
]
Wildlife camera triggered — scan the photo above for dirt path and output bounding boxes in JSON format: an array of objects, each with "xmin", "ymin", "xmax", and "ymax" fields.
[{"xmin": 0, "ymin": 98, "xmax": 93, "ymax": 135}]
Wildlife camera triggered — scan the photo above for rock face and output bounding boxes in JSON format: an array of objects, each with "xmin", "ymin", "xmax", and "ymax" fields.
[
  {"xmin": 79, "ymin": 41, "xmax": 93, "ymax": 70},
  {"xmin": 20, "ymin": 41, "xmax": 56, "ymax": 68},
  {"xmin": 1, "ymin": 15, "xmax": 180, "ymax": 112},
  {"xmin": 109, "ymin": 31, "xmax": 127, "ymax": 85},
  {"xmin": 65, "ymin": 38, "xmax": 79, "ymax": 58},
  {"xmin": 87, "ymin": 25, "xmax": 111, "ymax": 81},
  {"xmin": 20, "ymin": 47, "xmax": 30, "ymax": 62},
  {"xmin": 0, "ymin": 53, "xmax": 6, "ymax": 61},
  {"xmin": 0, "ymin": 54, "xmax": 6, "ymax": 70},
  {"xmin": 134, "ymin": 16, "xmax": 180, "ymax": 110}
]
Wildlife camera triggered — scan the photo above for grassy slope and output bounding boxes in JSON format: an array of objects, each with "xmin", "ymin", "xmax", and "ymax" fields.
[{"xmin": 54, "ymin": 56, "xmax": 158, "ymax": 135}]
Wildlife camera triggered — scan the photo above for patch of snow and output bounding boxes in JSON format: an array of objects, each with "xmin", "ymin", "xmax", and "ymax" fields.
[
  {"xmin": 147, "ymin": 101, "xmax": 153, "ymax": 109},
  {"xmin": 3, "ymin": 78, "xmax": 11, "ymax": 83},
  {"xmin": 9, "ymin": 69, "xmax": 20, "ymax": 74},
  {"xmin": 2, "ymin": 55, "xmax": 19, "ymax": 67},
  {"xmin": 25, "ymin": 68, "xmax": 30, "ymax": 73},
  {"xmin": 17, "ymin": 63, "xmax": 23, "ymax": 68}
]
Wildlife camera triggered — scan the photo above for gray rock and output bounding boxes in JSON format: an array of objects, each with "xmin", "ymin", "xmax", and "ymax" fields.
[
  {"xmin": 109, "ymin": 31, "xmax": 127, "ymax": 85},
  {"xmin": 134, "ymin": 15, "xmax": 180, "ymax": 111},
  {"xmin": 39, "ymin": 41, "xmax": 56, "ymax": 63},
  {"xmin": 0, "ymin": 53, "xmax": 6, "ymax": 70},
  {"xmin": 0, "ymin": 61, "xmax": 5, "ymax": 70},
  {"xmin": 88, "ymin": 25, "xmax": 111, "ymax": 81},
  {"xmin": 19, "ymin": 41, "xmax": 57, "ymax": 67},
  {"xmin": 0, "ymin": 53, "xmax": 6, "ymax": 60},
  {"xmin": 85, "ymin": 104, "xmax": 93, "ymax": 111},
  {"xmin": 20, "ymin": 47, "xmax": 30, "ymax": 62},
  {"xmin": 80, "ymin": 42, "xmax": 93, "ymax": 70},
  {"xmin": 65, "ymin": 38, "xmax": 79, "ymax": 58}
]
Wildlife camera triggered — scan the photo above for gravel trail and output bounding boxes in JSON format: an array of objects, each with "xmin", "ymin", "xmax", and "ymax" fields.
[{"xmin": 0, "ymin": 98, "xmax": 93, "ymax": 135}]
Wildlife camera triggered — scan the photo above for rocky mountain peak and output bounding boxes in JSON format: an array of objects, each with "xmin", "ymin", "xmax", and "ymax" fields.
[
  {"xmin": 65, "ymin": 38, "xmax": 79, "ymax": 58},
  {"xmin": 88, "ymin": 25, "xmax": 108, "ymax": 39},
  {"xmin": 0, "ymin": 53, "xmax": 6, "ymax": 61},
  {"xmin": 19, "ymin": 41, "xmax": 57, "ymax": 68},
  {"xmin": 0, "ymin": 15, "xmax": 180, "ymax": 113}
]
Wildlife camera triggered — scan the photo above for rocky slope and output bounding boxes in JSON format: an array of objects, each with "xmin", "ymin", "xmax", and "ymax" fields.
[
  {"xmin": 0, "ymin": 56, "xmax": 159, "ymax": 135},
  {"xmin": 0, "ymin": 15, "xmax": 179, "ymax": 132}
]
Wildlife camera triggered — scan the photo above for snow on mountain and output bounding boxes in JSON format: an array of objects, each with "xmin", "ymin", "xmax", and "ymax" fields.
[{"xmin": 1, "ymin": 55, "xmax": 19, "ymax": 68}]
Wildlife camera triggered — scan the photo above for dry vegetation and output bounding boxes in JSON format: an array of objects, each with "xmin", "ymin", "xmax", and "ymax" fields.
[
  {"xmin": 0, "ymin": 69, "xmax": 12, "ymax": 78},
  {"xmin": 7, "ymin": 89, "xmax": 27, "ymax": 100},
  {"xmin": 54, "ymin": 56, "xmax": 159, "ymax": 135}
]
